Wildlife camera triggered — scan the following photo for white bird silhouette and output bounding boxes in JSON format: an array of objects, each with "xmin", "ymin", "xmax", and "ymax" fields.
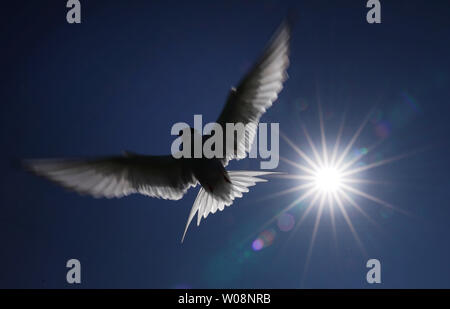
[{"xmin": 24, "ymin": 21, "xmax": 291, "ymax": 242}]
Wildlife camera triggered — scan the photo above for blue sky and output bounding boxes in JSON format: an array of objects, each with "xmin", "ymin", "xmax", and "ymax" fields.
[{"xmin": 1, "ymin": 0, "xmax": 450, "ymax": 288}]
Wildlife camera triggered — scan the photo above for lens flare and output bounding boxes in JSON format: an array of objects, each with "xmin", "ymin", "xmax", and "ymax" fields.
[
  {"xmin": 277, "ymin": 213, "xmax": 295, "ymax": 232},
  {"xmin": 251, "ymin": 238, "xmax": 264, "ymax": 251}
]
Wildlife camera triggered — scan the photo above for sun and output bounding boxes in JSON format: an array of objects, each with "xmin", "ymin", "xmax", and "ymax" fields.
[
  {"xmin": 275, "ymin": 106, "xmax": 409, "ymax": 226},
  {"xmin": 313, "ymin": 166, "xmax": 343, "ymax": 193},
  {"xmin": 256, "ymin": 104, "xmax": 412, "ymax": 283}
]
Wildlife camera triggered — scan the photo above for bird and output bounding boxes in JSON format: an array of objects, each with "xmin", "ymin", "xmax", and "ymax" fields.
[{"xmin": 24, "ymin": 20, "xmax": 291, "ymax": 242}]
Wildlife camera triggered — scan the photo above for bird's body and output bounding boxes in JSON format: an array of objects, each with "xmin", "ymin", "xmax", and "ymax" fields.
[
  {"xmin": 191, "ymin": 157, "xmax": 231, "ymax": 198},
  {"xmin": 24, "ymin": 20, "xmax": 291, "ymax": 242}
]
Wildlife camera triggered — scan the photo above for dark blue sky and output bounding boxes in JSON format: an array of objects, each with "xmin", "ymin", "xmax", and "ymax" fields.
[{"xmin": 1, "ymin": 0, "xmax": 450, "ymax": 288}]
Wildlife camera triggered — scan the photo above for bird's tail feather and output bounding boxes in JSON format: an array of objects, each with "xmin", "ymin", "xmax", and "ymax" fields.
[{"xmin": 181, "ymin": 170, "xmax": 280, "ymax": 243}]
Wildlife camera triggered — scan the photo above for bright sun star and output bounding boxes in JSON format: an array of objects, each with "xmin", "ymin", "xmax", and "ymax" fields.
[
  {"xmin": 259, "ymin": 103, "xmax": 412, "ymax": 282},
  {"xmin": 313, "ymin": 166, "xmax": 342, "ymax": 193}
]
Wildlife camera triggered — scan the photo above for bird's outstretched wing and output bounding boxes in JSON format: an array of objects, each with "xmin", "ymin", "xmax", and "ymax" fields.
[
  {"xmin": 24, "ymin": 155, "xmax": 196, "ymax": 200},
  {"xmin": 216, "ymin": 21, "xmax": 290, "ymax": 165}
]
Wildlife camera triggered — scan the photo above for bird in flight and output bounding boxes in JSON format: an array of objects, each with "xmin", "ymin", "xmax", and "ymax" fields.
[{"xmin": 24, "ymin": 21, "xmax": 291, "ymax": 242}]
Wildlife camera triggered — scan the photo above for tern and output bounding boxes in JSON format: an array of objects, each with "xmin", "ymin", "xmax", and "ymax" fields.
[{"xmin": 24, "ymin": 21, "xmax": 291, "ymax": 242}]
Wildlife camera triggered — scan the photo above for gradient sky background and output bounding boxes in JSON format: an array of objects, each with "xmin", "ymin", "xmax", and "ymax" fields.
[{"xmin": 1, "ymin": 0, "xmax": 450, "ymax": 288}]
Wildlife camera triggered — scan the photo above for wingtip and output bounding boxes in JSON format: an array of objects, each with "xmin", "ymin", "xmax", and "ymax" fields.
[
  {"xmin": 21, "ymin": 158, "xmax": 40, "ymax": 174},
  {"xmin": 181, "ymin": 228, "xmax": 188, "ymax": 244},
  {"xmin": 285, "ymin": 8, "xmax": 299, "ymax": 29},
  {"xmin": 18, "ymin": 158, "xmax": 30, "ymax": 171}
]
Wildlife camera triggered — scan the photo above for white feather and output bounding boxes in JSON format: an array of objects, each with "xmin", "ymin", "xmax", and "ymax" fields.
[{"xmin": 181, "ymin": 171, "xmax": 280, "ymax": 242}]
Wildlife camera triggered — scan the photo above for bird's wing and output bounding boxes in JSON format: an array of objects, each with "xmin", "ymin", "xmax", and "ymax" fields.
[
  {"xmin": 24, "ymin": 154, "xmax": 197, "ymax": 200},
  {"xmin": 216, "ymin": 21, "xmax": 290, "ymax": 165}
]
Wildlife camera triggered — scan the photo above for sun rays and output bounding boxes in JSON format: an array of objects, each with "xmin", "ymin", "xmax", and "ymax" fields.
[
  {"xmin": 255, "ymin": 103, "xmax": 416, "ymax": 283},
  {"xmin": 238, "ymin": 94, "xmax": 425, "ymax": 286}
]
